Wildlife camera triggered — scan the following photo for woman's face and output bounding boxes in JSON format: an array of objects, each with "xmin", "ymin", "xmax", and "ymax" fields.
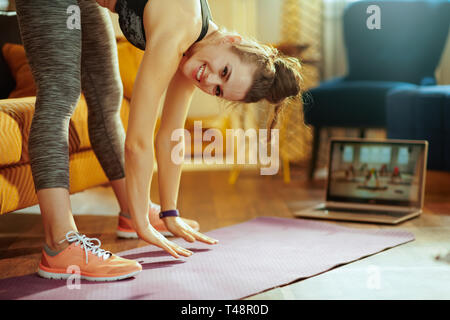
[{"xmin": 179, "ymin": 35, "xmax": 256, "ymax": 101}]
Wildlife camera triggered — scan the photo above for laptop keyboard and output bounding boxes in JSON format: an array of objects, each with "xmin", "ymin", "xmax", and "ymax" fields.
[{"xmin": 317, "ymin": 207, "xmax": 413, "ymax": 216}]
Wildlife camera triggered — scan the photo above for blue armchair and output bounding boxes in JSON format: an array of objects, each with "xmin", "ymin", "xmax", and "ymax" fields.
[
  {"xmin": 386, "ymin": 85, "xmax": 450, "ymax": 171},
  {"xmin": 304, "ymin": 0, "xmax": 450, "ymax": 179}
]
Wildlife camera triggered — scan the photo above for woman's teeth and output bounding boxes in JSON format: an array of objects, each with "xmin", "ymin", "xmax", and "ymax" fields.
[{"xmin": 196, "ymin": 64, "xmax": 206, "ymax": 82}]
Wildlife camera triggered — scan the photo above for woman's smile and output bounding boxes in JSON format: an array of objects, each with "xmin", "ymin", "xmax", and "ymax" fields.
[{"xmin": 194, "ymin": 63, "xmax": 207, "ymax": 82}]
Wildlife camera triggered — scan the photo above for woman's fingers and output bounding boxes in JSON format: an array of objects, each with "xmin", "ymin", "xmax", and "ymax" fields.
[
  {"xmin": 162, "ymin": 217, "xmax": 219, "ymax": 245},
  {"xmin": 166, "ymin": 240, "xmax": 193, "ymax": 257},
  {"xmin": 176, "ymin": 221, "xmax": 218, "ymax": 244},
  {"xmin": 156, "ymin": 239, "xmax": 192, "ymax": 258},
  {"xmin": 156, "ymin": 239, "xmax": 180, "ymax": 259},
  {"xmin": 169, "ymin": 226, "xmax": 195, "ymax": 243},
  {"xmin": 190, "ymin": 230, "xmax": 218, "ymax": 244},
  {"xmin": 140, "ymin": 228, "xmax": 192, "ymax": 259},
  {"xmin": 180, "ymin": 229, "xmax": 196, "ymax": 243},
  {"xmin": 178, "ymin": 224, "xmax": 218, "ymax": 244}
]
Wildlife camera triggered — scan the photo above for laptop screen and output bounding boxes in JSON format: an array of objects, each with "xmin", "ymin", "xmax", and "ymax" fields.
[{"xmin": 326, "ymin": 139, "xmax": 427, "ymax": 207}]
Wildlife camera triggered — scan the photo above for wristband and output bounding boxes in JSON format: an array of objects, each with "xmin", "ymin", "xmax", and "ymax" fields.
[{"xmin": 159, "ymin": 209, "xmax": 180, "ymax": 219}]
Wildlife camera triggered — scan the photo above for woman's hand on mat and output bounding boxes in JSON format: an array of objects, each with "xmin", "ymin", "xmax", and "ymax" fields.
[
  {"xmin": 136, "ymin": 223, "xmax": 193, "ymax": 259},
  {"xmin": 163, "ymin": 217, "xmax": 219, "ymax": 245}
]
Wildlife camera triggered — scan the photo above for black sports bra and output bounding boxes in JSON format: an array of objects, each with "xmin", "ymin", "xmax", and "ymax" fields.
[{"xmin": 115, "ymin": 0, "xmax": 213, "ymax": 51}]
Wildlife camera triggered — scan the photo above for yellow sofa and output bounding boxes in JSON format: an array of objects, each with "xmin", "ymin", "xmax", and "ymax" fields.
[
  {"xmin": 0, "ymin": 95, "xmax": 131, "ymax": 214},
  {"xmin": 0, "ymin": 36, "xmax": 228, "ymax": 215}
]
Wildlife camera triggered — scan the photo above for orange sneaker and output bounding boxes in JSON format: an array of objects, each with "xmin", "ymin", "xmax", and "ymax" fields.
[
  {"xmin": 37, "ymin": 231, "xmax": 142, "ymax": 281},
  {"xmin": 116, "ymin": 202, "xmax": 200, "ymax": 239}
]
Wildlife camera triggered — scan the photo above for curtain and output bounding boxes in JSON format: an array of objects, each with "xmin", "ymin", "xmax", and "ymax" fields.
[
  {"xmin": 322, "ymin": 0, "xmax": 355, "ymax": 80},
  {"xmin": 436, "ymin": 32, "xmax": 450, "ymax": 85}
]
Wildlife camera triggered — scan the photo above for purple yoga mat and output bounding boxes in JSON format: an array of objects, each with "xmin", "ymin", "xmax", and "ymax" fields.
[{"xmin": 0, "ymin": 217, "xmax": 414, "ymax": 300}]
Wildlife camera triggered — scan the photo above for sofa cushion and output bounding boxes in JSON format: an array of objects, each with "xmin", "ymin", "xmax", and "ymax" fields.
[
  {"xmin": 2, "ymin": 43, "xmax": 36, "ymax": 98},
  {"xmin": 0, "ymin": 149, "xmax": 110, "ymax": 215},
  {"xmin": 116, "ymin": 37, "xmax": 143, "ymax": 100},
  {"xmin": 0, "ymin": 109, "xmax": 22, "ymax": 166},
  {"xmin": 0, "ymin": 95, "xmax": 131, "ymax": 167},
  {"xmin": 0, "ymin": 97, "xmax": 35, "ymax": 165},
  {"xmin": 0, "ymin": 164, "xmax": 36, "ymax": 214},
  {"xmin": 1, "ymin": 39, "xmax": 144, "ymax": 100}
]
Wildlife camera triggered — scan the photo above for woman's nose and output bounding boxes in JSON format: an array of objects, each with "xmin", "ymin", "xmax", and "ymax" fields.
[{"xmin": 204, "ymin": 72, "xmax": 221, "ymax": 85}]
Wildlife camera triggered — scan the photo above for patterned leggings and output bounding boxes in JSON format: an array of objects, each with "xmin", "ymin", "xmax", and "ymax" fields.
[{"xmin": 15, "ymin": 0, "xmax": 126, "ymax": 191}]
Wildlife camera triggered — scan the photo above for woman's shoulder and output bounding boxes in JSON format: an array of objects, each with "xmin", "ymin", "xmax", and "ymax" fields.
[{"xmin": 142, "ymin": 0, "xmax": 202, "ymax": 47}]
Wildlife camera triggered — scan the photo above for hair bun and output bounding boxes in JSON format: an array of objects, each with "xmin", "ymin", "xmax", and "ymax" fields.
[
  {"xmin": 265, "ymin": 58, "xmax": 301, "ymax": 104},
  {"xmin": 269, "ymin": 48, "xmax": 279, "ymax": 61}
]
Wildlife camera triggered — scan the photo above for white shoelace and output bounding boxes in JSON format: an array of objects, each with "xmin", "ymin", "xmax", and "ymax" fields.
[{"xmin": 59, "ymin": 231, "xmax": 112, "ymax": 264}]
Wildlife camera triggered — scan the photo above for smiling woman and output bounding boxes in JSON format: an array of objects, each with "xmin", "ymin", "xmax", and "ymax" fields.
[
  {"xmin": 179, "ymin": 30, "xmax": 257, "ymax": 101},
  {"xmin": 12, "ymin": 0, "xmax": 304, "ymax": 283},
  {"xmin": 106, "ymin": 0, "xmax": 304, "ymax": 243}
]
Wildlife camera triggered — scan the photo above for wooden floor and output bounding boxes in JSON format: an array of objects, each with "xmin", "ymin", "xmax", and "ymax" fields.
[{"xmin": 0, "ymin": 167, "xmax": 449, "ymax": 299}]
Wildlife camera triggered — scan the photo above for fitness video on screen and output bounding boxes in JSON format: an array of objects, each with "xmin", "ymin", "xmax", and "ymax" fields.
[{"xmin": 328, "ymin": 142, "xmax": 425, "ymax": 202}]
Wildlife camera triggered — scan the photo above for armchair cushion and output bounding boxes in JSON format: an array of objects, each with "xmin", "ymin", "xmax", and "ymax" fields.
[
  {"xmin": 344, "ymin": 1, "xmax": 450, "ymax": 84},
  {"xmin": 304, "ymin": 78, "xmax": 416, "ymax": 127},
  {"xmin": 386, "ymin": 85, "xmax": 450, "ymax": 171}
]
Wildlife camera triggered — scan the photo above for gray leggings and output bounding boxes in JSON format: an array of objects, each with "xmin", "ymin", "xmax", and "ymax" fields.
[{"xmin": 15, "ymin": 0, "xmax": 126, "ymax": 191}]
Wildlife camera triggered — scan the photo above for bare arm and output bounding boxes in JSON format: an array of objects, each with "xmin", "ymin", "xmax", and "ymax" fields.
[
  {"xmin": 125, "ymin": 28, "xmax": 193, "ymax": 257},
  {"xmin": 155, "ymin": 70, "xmax": 218, "ymax": 244},
  {"xmin": 125, "ymin": 0, "xmax": 216, "ymax": 254},
  {"xmin": 155, "ymin": 70, "xmax": 195, "ymax": 212}
]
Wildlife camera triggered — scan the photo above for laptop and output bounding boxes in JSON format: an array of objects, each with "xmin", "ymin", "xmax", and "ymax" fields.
[{"xmin": 294, "ymin": 138, "xmax": 428, "ymax": 224}]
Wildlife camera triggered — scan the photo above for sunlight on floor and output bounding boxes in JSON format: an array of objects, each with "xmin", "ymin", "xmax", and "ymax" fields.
[
  {"xmin": 10, "ymin": 163, "xmax": 260, "ymax": 216},
  {"xmin": 11, "ymin": 185, "xmax": 120, "ymax": 216}
]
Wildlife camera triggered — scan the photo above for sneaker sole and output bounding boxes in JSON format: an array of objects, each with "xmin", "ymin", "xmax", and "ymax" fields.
[{"xmin": 37, "ymin": 268, "xmax": 141, "ymax": 282}]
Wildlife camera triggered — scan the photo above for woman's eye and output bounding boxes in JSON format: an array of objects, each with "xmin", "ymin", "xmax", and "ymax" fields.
[
  {"xmin": 215, "ymin": 86, "xmax": 221, "ymax": 96},
  {"xmin": 222, "ymin": 66, "xmax": 228, "ymax": 77}
]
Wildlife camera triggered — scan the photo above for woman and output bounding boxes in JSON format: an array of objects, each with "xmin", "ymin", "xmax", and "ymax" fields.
[{"xmin": 15, "ymin": 0, "xmax": 302, "ymax": 281}]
